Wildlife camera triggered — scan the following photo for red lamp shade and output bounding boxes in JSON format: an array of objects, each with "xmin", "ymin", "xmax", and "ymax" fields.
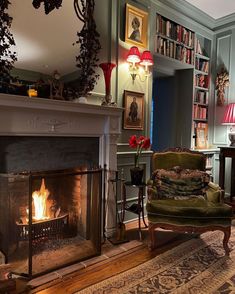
[
  {"xmin": 222, "ymin": 103, "xmax": 235, "ymax": 125},
  {"xmin": 140, "ymin": 50, "xmax": 154, "ymax": 66},
  {"xmin": 127, "ymin": 46, "xmax": 141, "ymax": 63}
]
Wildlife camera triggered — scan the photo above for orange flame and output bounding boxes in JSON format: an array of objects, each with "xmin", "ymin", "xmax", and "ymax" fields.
[{"xmin": 32, "ymin": 179, "xmax": 50, "ymax": 221}]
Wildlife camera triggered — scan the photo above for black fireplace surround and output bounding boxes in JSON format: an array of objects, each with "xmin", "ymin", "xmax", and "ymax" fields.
[{"xmin": 0, "ymin": 136, "xmax": 102, "ymax": 278}]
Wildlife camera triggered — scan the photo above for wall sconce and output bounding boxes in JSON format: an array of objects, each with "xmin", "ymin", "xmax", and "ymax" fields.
[
  {"xmin": 222, "ymin": 103, "xmax": 235, "ymax": 146},
  {"xmin": 126, "ymin": 46, "xmax": 153, "ymax": 84}
]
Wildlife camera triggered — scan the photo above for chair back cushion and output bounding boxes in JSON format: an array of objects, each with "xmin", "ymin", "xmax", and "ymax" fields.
[
  {"xmin": 152, "ymin": 166, "xmax": 210, "ymax": 199},
  {"xmin": 152, "ymin": 148, "xmax": 206, "ymax": 171}
]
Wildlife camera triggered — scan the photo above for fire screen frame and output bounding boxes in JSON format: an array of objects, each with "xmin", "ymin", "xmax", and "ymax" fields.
[{"xmin": 0, "ymin": 168, "xmax": 102, "ymax": 279}]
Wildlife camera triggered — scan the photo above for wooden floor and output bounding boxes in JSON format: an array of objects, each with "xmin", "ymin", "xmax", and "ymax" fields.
[{"xmin": 12, "ymin": 221, "xmax": 191, "ymax": 294}]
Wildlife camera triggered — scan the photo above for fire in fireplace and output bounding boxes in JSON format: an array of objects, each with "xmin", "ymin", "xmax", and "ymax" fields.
[{"xmin": 0, "ymin": 168, "xmax": 102, "ymax": 278}]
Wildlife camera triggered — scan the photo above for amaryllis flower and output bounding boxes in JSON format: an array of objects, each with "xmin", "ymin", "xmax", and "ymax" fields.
[
  {"xmin": 142, "ymin": 138, "xmax": 150, "ymax": 149},
  {"xmin": 129, "ymin": 135, "xmax": 138, "ymax": 148},
  {"xmin": 129, "ymin": 135, "xmax": 151, "ymax": 167}
]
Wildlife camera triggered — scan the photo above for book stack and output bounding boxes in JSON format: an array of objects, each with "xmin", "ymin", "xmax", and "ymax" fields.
[
  {"xmin": 195, "ymin": 58, "xmax": 209, "ymax": 73},
  {"xmin": 193, "ymin": 105, "xmax": 207, "ymax": 120},
  {"xmin": 156, "ymin": 14, "xmax": 195, "ymax": 48},
  {"xmin": 194, "ymin": 91, "xmax": 209, "ymax": 104}
]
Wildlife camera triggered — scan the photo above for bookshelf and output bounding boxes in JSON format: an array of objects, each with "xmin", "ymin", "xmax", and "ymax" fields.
[
  {"xmin": 193, "ymin": 33, "xmax": 211, "ymax": 150},
  {"xmin": 153, "ymin": 13, "xmax": 215, "ymax": 179}
]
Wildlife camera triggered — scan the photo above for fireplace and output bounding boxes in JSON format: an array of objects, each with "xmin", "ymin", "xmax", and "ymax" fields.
[
  {"xmin": 0, "ymin": 93, "xmax": 122, "ymax": 278},
  {"xmin": 0, "ymin": 168, "xmax": 102, "ymax": 278}
]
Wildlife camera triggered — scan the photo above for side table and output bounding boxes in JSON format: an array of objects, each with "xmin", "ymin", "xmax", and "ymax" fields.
[{"xmin": 123, "ymin": 181, "xmax": 148, "ymax": 240}]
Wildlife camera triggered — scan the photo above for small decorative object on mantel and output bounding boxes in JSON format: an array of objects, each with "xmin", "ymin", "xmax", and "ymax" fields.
[
  {"xmin": 129, "ymin": 135, "xmax": 150, "ymax": 185},
  {"xmin": 49, "ymin": 70, "xmax": 64, "ymax": 100},
  {"xmin": 216, "ymin": 67, "xmax": 229, "ymax": 106},
  {"xmin": 99, "ymin": 62, "xmax": 116, "ymax": 106}
]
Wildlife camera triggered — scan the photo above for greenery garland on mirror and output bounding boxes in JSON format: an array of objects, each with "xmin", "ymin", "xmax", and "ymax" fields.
[
  {"xmin": 73, "ymin": 0, "xmax": 101, "ymax": 97},
  {"xmin": 32, "ymin": 0, "xmax": 63, "ymax": 15},
  {"xmin": 0, "ymin": 0, "xmax": 17, "ymax": 87}
]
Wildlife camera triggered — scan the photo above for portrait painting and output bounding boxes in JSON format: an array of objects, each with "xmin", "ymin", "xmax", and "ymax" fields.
[
  {"xmin": 125, "ymin": 4, "xmax": 148, "ymax": 48},
  {"xmin": 123, "ymin": 90, "xmax": 144, "ymax": 130}
]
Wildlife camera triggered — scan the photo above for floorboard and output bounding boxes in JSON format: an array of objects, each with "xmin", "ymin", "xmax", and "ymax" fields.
[{"xmin": 11, "ymin": 221, "xmax": 191, "ymax": 294}]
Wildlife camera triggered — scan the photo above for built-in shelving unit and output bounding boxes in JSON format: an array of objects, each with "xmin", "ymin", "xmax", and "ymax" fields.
[
  {"xmin": 192, "ymin": 34, "xmax": 211, "ymax": 150},
  {"xmin": 153, "ymin": 12, "xmax": 215, "ymax": 178}
]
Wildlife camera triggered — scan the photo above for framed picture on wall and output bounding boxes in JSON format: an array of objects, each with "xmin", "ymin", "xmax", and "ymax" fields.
[
  {"xmin": 196, "ymin": 126, "xmax": 208, "ymax": 149},
  {"xmin": 123, "ymin": 90, "xmax": 144, "ymax": 130},
  {"xmin": 125, "ymin": 3, "xmax": 148, "ymax": 48}
]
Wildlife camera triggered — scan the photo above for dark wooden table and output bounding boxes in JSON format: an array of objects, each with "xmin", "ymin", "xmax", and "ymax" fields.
[
  {"xmin": 123, "ymin": 182, "xmax": 148, "ymax": 240},
  {"xmin": 219, "ymin": 146, "xmax": 235, "ymax": 206}
]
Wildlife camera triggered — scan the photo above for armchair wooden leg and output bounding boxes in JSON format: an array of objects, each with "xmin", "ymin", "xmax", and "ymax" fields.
[
  {"xmin": 148, "ymin": 223, "xmax": 156, "ymax": 251},
  {"xmin": 222, "ymin": 226, "xmax": 231, "ymax": 256}
]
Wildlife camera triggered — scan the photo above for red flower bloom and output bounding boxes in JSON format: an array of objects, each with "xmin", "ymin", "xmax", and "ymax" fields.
[
  {"xmin": 128, "ymin": 135, "xmax": 151, "ymax": 167},
  {"xmin": 142, "ymin": 138, "xmax": 150, "ymax": 149},
  {"xmin": 129, "ymin": 135, "xmax": 138, "ymax": 148}
]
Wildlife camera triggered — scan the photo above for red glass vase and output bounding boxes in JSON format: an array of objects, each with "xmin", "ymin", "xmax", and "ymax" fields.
[{"xmin": 99, "ymin": 62, "xmax": 116, "ymax": 105}]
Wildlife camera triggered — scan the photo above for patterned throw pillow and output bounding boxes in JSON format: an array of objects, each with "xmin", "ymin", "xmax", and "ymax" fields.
[{"xmin": 152, "ymin": 166, "xmax": 210, "ymax": 199}]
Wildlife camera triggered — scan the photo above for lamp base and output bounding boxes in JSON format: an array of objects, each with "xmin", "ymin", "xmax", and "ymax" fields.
[{"xmin": 229, "ymin": 133, "xmax": 235, "ymax": 146}]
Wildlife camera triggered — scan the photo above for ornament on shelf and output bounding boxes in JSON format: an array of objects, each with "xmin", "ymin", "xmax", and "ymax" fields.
[{"xmin": 216, "ymin": 68, "xmax": 229, "ymax": 106}]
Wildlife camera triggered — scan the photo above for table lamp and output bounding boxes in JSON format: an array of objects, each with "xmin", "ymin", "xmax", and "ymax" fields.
[{"xmin": 222, "ymin": 103, "xmax": 235, "ymax": 146}]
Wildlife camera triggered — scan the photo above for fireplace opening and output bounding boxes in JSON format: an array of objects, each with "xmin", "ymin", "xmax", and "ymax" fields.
[{"xmin": 0, "ymin": 168, "xmax": 102, "ymax": 278}]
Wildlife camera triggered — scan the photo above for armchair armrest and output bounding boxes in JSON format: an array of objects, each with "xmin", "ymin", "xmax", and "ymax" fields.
[{"xmin": 206, "ymin": 182, "xmax": 224, "ymax": 203}]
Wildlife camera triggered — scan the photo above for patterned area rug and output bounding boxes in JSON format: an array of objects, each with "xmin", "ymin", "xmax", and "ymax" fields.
[{"xmin": 75, "ymin": 229, "xmax": 235, "ymax": 294}]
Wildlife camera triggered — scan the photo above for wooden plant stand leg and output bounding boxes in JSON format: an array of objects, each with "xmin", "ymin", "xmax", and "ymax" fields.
[{"xmin": 222, "ymin": 226, "xmax": 231, "ymax": 255}]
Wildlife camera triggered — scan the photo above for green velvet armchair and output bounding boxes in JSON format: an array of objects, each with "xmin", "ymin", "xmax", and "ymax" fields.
[{"xmin": 146, "ymin": 148, "xmax": 233, "ymax": 255}]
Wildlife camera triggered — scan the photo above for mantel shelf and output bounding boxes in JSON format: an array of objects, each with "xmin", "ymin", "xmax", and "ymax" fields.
[{"xmin": 0, "ymin": 93, "xmax": 124, "ymax": 117}]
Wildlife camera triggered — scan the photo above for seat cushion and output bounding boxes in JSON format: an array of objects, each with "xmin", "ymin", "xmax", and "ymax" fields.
[
  {"xmin": 146, "ymin": 198, "xmax": 233, "ymax": 219},
  {"xmin": 152, "ymin": 167, "xmax": 210, "ymax": 199}
]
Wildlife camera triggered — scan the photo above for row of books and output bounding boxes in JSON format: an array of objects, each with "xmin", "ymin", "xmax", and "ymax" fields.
[
  {"xmin": 194, "ymin": 90, "xmax": 209, "ymax": 104},
  {"xmin": 156, "ymin": 14, "xmax": 195, "ymax": 48},
  {"xmin": 155, "ymin": 36, "xmax": 194, "ymax": 65},
  {"xmin": 193, "ymin": 104, "xmax": 207, "ymax": 120},
  {"xmin": 195, "ymin": 74, "xmax": 209, "ymax": 88},
  {"xmin": 195, "ymin": 58, "xmax": 209, "ymax": 73}
]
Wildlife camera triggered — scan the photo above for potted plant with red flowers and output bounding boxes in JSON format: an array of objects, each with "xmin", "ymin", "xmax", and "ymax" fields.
[{"xmin": 129, "ymin": 135, "xmax": 151, "ymax": 185}]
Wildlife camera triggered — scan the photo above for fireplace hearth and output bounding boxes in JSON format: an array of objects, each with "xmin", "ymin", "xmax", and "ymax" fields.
[{"xmin": 0, "ymin": 168, "xmax": 102, "ymax": 278}]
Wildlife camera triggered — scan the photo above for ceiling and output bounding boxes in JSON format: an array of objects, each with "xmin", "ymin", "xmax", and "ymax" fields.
[{"xmin": 185, "ymin": 0, "xmax": 235, "ymax": 19}]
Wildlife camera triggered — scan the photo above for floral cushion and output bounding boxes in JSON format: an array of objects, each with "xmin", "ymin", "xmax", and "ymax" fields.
[{"xmin": 152, "ymin": 166, "xmax": 210, "ymax": 199}]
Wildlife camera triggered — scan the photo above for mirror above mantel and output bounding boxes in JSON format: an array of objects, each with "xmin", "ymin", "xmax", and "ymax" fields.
[
  {"xmin": 9, "ymin": 0, "xmax": 82, "ymax": 78},
  {"xmin": 0, "ymin": 0, "xmax": 101, "ymax": 101}
]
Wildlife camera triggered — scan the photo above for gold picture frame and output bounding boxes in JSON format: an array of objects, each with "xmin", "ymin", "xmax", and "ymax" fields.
[
  {"xmin": 196, "ymin": 126, "xmax": 208, "ymax": 149},
  {"xmin": 123, "ymin": 90, "xmax": 144, "ymax": 130},
  {"xmin": 125, "ymin": 3, "xmax": 148, "ymax": 49}
]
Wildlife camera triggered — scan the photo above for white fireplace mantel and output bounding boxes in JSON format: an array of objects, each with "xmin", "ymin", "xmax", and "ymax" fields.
[{"xmin": 0, "ymin": 93, "xmax": 123, "ymax": 171}]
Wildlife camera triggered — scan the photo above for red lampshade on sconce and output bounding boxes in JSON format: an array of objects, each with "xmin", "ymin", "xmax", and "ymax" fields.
[
  {"xmin": 126, "ymin": 46, "xmax": 141, "ymax": 64},
  {"xmin": 222, "ymin": 103, "xmax": 235, "ymax": 146},
  {"xmin": 126, "ymin": 46, "xmax": 154, "ymax": 83},
  {"xmin": 140, "ymin": 50, "xmax": 154, "ymax": 70}
]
